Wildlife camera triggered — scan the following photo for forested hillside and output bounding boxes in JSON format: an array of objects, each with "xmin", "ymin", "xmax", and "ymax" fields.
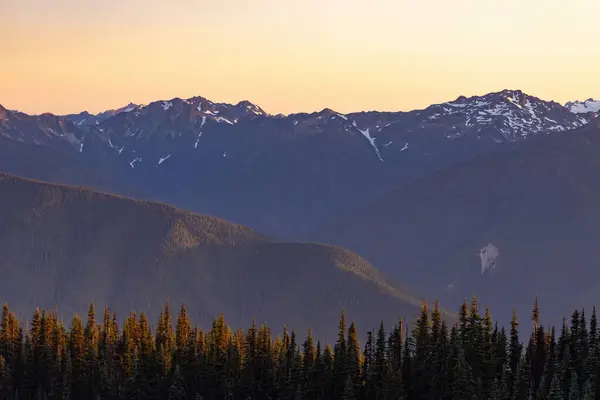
[
  {"xmin": 0, "ymin": 173, "xmax": 423, "ymax": 340},
  {"xmin": 0, "ymin": 298, "xmax": 595, "ymax": 400}
]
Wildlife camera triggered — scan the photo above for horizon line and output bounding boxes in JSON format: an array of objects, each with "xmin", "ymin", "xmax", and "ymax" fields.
[{"xmin": 2, "ymin": 87, "xmax": 596, "ymax": 117}]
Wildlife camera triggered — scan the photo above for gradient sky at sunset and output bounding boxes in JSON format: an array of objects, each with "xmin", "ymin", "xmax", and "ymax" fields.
[{"xmin": 2, "ymin": 0, "xmax": 600, "ymax": 115}]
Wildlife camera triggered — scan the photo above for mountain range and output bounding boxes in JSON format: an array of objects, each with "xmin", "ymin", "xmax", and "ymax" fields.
[
  {"xmin": 1, "ymin": 90, "xmax": 596, "ymax": 238},
  {"xmin": 1, "ymin": 89, "xmax": 600, "ymax": 327}
]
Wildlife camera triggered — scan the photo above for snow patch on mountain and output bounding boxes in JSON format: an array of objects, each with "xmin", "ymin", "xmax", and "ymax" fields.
[
  {"xmin": 505, "ymin": 95, "xmax": 523, "ymax": 109},
  {"xmin": 479, "ymin": 243, "xmax": 499, "ymax": 274},
  {"xmin": 194, "ymin": 130, "xmax": 204, "ymax": 149},
  {"xmin": 353, "ymin": 121, "xmax": 383, "ymax": 162},
  {"xmin": 122, "ymin": 104, "xmax": 137, "ymax": 113},
  {"xmin": 566, "ymin": 99, "xmax": 600, "ymax": 114},
  {"xmin": 129, "ymin": 158, "xmax": 142, "ymax": 168},
  {"xmin": 246, "ymin": 104, "xmax": 263, "ymax": 115},
  {"xmin": 162, "ymin": 102, "xmax": 173, "ymax": 111},
  {"xmin": 158, "ymin": 154, "xmax": 171, "ymax": 165},
  {"xmin": 216, "ymin": 116, "xmax": 234, "ymax": 125}
]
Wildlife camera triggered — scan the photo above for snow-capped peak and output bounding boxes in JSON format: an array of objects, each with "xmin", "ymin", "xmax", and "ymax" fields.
[
  {"xmin": 314, "ymin": 108, "xmax": 349, "ymax": 121},
  {"xmin": 117, "ymin": 103, "xmax": 139, "ymax": 113},
  {"xmin": 236, "ymin": 100, "xmax": 267, "ymax": 116},
  {"xmin": 565, "ymin": 99, "xmax": 600, "ymax": 114},
  {"xmin": 430, "ymin": 89, "xmax": 586, "ymax": 141}
]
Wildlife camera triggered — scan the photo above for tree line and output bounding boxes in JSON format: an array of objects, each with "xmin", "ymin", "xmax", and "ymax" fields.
[{"xmin": 0, "ymin": 297, "xmax": 598, "ymax": 400}]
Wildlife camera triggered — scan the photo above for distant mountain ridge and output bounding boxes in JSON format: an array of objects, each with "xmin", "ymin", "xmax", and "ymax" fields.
[
  {"xmin": 0, "ymin": 89, "xmax": 597, "ymax": 237},
  {"xmin": 0, "ymin": 172, "xmax": 424, "ymax": 340}
]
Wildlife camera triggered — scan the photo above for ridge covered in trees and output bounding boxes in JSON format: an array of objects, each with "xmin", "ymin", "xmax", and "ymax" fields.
[
  {"xmin": 0, "ymin": 172, "xmax": 425, "ymax": 341},
  {"xmin": 0, "ymin": 297, "xmax": 598, "ymax": 400}
]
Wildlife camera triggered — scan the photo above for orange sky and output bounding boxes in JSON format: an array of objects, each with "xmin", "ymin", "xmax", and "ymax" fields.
[{"xmin": 2, "ymin": 0, "xmax": 599, "ymax": 115}]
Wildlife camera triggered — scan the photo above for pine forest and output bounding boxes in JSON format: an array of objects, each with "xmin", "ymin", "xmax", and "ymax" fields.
[{"xmin": 0, "ymin": 297, "xmax": 598, "ymax": 400}]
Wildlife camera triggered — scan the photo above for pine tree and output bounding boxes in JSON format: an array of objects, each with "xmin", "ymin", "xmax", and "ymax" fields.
[
  {"xmin": 490, "ymin": 377, "xmax": 501, "ymax": 400},
  {"xmin": 303, "ymin": 328, "xmax": 316, "ymax": 392},
  {"xmin": 578, "ymin": 311, "xmax": 590, "ymax": 388},
  {"xmin": 176, "ymin": 305, "xmax": 191, "ymax": 356},
  {"xmin": 61, "ymin": 343, "xmax": 72, "ymax": 400},
  {"xmin": 509, "ymin": 309, "xmax": 522, "ymax": 397},
  {"xmin": 536, "ymin": 375, "xmax": 547, "ymax": 400},
  {"xmin": 69, "ymin": 315, "xmax": 86, "ymax": 400},
  {"xmin": 582, "ymin": 379, "xmax": 594, "ymax": 400},
  {"xmin": 402, "ymin": 325, "xmax": 414, "ymax": 400},
  {"xmin": 333, "ymin": 310, "xmax": 348, "ymax": 400},
  {"xmin": 243, "ymin": 318, "xmax": 258, "ymax": 398},
  {"xmin": 538, "ymin": 343, "xmax": 557, "ymax": 400},
  {"xmin": 341, "ymin": 375, "xmax": 356, "ymax": 400},
  {"xmin": 457, "ymin": 299, "xmax": 469, "ymax": 345},
  {"xmin": 560, "ymin": 347, "xmax": 574, "ymax": 400},
  {"xmin": 323, "ymin": 345, "xmax": 334, "ymax": 400},
  {"xmin": 569, "ymin": 371, "xmax": 580, "ymax": 400},
  {"xmin": 374, "ymin": 321, "xmax": 388, "ymax": 400},
  {"xmin": 513, "ymin": 356, "xmax": 531, "ymax": 400},
  {"xmin": 226, "ymin": 333, "xmax": 243, "ymax": 400},
  {"xmin": 363, "ymin": 330, "xmax": 375, "ymax": 400},
  {"xmin": 531, "ymin": 296, "xmax": 540, "ymax": 337},
  {"xmin": 387, "ymin": 319, "xmax": 403, "ymax": 376},
  {"xmin": 499, "ymin": 360, "xmax": 512, "ymax": 400},
  {"xmin": 589, "ymin": 307, "xmax": 598, "ymax": 351},
  {"xmin": 482, "ymin": 308, "xmax": 495, "ymax": 397},
  {"xmin": 548, "ymin": 373, "xmax": 564, "ymax": 400},
  {"xmin": 450, "ymin": 344, "xmax": 474, "ymax": 400},
  {"xmin": 346, "ymin": 322, "xmax": 361, "ymax": 398},
  {"xmin": 169, "ymin": 365, "xmax": 187, "ymax": 400},
  {"xmin": 388, "ymin": 319, "xmax": 405, "ymax": 400},
  {"xmin": 164, "ymin": 302, "xmax": 176, "ymax": 352},
  {"xmin": 583, "ymin": 345, "xmax": 599, "ymax": 399},
  {"xmin": 256, "ymin": 323, "xmax": 275, "ymax": 398},
  {"xmin": 413, "ymin": 302, "xmax": 431, "ymax": 400},
  {"xmin": 0, "ymin": 355, "xmax": 11, "ymax": 400}
]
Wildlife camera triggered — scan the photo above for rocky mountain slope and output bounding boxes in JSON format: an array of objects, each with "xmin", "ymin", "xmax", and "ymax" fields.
[
  {"xmin": 313, "ymin": 118, "xmax": 600, "ymax": 324},
  {"xmin": 0, "ymin": 90, "xmax": 596, "ymax": 238},
  {"xmin": 0, "ymin": 173, "xmax": 423, "ymax": 340}
]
